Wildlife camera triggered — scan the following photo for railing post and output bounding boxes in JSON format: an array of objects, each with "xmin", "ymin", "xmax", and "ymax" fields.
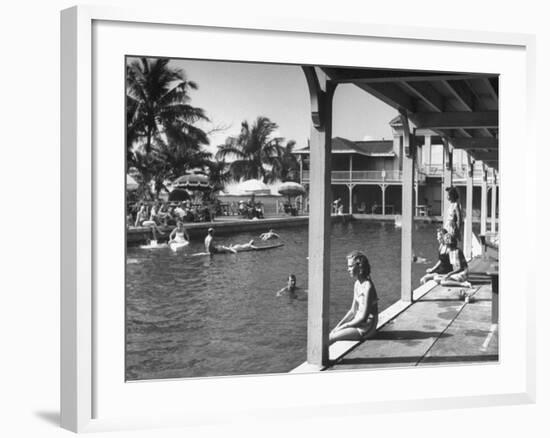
[{"xmin": 399, "ymin": 110, "xmax": 414, "ymax": 302}]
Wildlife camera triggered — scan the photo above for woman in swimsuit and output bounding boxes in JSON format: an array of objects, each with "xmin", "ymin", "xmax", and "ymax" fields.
[
  {"xmin": 329, "ymin": 251, "xmax": 378, "ymax": 345},
  {"xmin": 169, "ymin": 221, "xmax": 190, "ymax": 244},
  {"xmin": 420, "ymin": 228, "xmax": 452, "ymax": 284},
  {"xmin": 443, "ymin": 186, "xmax": 462, "ymax": 242}
]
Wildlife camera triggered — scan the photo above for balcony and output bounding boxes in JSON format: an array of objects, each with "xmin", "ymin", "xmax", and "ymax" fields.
[
  {"xmin": 419, "ymin": 164, "xmax": 497, "ymax": 184},
  {"xmin": 301, "ymin": 170, "xmax": 403, "ymax": 184}
]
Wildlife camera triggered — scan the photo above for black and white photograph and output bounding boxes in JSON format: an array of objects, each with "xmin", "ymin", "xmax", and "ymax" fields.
[{"xmin": 125, "ymin": 57, "xmax": 499, "ymax": 380}]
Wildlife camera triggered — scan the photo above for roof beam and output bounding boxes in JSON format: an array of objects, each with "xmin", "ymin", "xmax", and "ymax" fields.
[
  {"xmin": 411, "ymin": 111, "xmax": 498, "ymax": 130},
  {"xmin": 469, "ymin": 151, "xmax": 499, "ymax": 161},
  {"xmin": 322, "ymin": 69, "xmax": 497, "ymax": 84},
  {"xmin": 447, "ymin": 137, "xmax": 499, "ymax": 150},
  {"xmin": 399, "ymin": 81, "xmax": 444, "ymax": 112},
  {"xmin": 356, "ymin": 82, "xmax": 415, "ymax": 112},
  {"xmin": 442, "ymin": 80, "xmax": 493, "ymax": 138}
]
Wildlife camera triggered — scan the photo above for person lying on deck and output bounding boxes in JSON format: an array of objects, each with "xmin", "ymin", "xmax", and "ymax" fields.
[
  {"xmin": 435, "ymin": 234, "xmax": 472, "ymax": 289},
  {"xmin": 329, "ymin": 251, "xmax": 378, "ymax": 345},
  {"xmin": 420, "ymin": 228, "xmax": 452, "ymax": 284}
]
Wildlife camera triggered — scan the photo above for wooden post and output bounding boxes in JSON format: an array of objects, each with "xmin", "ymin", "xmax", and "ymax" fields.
[
  {"xmin": 480, "ymin": 166, "xmax": 488, "ymax": 236},
  {"xmin": 464, "ymin": 158, "xmax": 474, "ymax": 259},
  {"xmin": 381, "ymin": 184, "xmax": 386, "ymax": 215},
  {"xmin": 491, "ymin": 169, "xmax": 497, "ymax": 233},
  {"xmin": 399, "ymin": 111, "xmax": 414, "ymax": 302},
  {"xmin": 302, "ymin": 67, "xmax": 335, "ymax": 366},
  {"xmin": 348, "ymin": 184, "xmax": 353, "ymax": 213},
  {"xmin": 442, "ymin": 139, "xmax": 453, "ymax": 218},
  {"xmin": 426, "ymin": 135, "xmax": 432, "ymax": 169}
]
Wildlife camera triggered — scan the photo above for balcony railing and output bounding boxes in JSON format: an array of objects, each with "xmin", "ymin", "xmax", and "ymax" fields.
[
  {"xmin": 301, "ymin": 167, "xmax": 495, "ymax": 185},
  {"xmin": 302, "ymin": 170, "xmax": 403, "ymax": 183},
  {"xmin": 419, "ymin": 165, "xmax": 496, "ymax": 183}
]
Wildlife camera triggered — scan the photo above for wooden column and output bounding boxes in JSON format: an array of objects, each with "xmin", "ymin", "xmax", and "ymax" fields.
[
  {"xmin": 480, "ymin": 166, "xmax": 488, "ymax": 236},
  {"xmin": 442, "ymin": 139, "xmax": 453, "ymax": 218},
  {"xmin": 302, "ymin": 67, "xmax": 335, "ymax": 366},
  {"xmin": 348, "ymin": 185, "xmax": 353, "ymax": 213},
  {"xmin": 426, "ymin": 135, "xmax": 432, "ymax": 169},
  {"xmin": 399, "ymin": 110, "xmax": 414, "ymax": 302},
  {"xmin": 464, "ymin": 158, "xmax": 474, "ymax": 259},
  {"xmin": 381, "ymin": 184, "xmax": 386, "ymax": 215},
  {"xmin": 491, "ymin": 169, "xmax": 497, "ymax": 233}
]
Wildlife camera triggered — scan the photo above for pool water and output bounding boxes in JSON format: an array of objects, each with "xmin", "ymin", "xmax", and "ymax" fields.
[{"xmin": 126, "ymin": 220, "xmax": 439, "ymax": 380}]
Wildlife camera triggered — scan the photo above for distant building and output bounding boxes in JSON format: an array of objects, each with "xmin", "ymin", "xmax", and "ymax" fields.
[{"xmin": 294, "ymin": 117, "xmax": 498, "ymax": 217}]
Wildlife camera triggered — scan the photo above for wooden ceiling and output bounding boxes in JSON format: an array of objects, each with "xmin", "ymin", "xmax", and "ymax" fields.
[{"xmin": 322, "ymin": 67, "xmax": 499, "ymax": 170}]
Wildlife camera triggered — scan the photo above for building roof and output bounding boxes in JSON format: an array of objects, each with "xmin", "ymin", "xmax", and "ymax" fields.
[{"xmin": 294, "ymin": 137, "xmax": 394, "ymax": 157}]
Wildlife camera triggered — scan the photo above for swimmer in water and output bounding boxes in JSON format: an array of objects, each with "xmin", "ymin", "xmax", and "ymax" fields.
[
  {"xmin": 260, "ymin": 229, "xmax": 280, "ymax": 240},
  {"xmin": 277, "ymin": 274, "xmax": 299, "ymax": 297},
  {"xmin": 168, "ymin": 221, "xmax": 190, "ymax": 245},
  {"xmin": 204, "ymin": 228, "xmax": 236, "ymax": 254}
]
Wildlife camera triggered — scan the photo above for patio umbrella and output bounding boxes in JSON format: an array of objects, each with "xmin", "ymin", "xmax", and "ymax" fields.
[
  {"xmin": 172, "ymin": 174, "xmax": 211, "ymax": 191},
  {"xmin": 238, "ymin": 179, "xmax": 271, "ymax": 196},
  {"xmin": 278, "ymin": 181, "xmax": 305, "ymax": 204},
  {"xmin": 168, "ymin": 189, "xmax": 191, "ymax": 201},
  {"xmin": 126, "ymin": 174, "xmax": 139, "ymax": 191}
]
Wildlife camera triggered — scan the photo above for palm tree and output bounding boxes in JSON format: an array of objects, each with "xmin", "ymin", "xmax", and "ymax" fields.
[
  {"xmin": 270, "ymin": 140, "xmax": 299, "ymax": 182},
  {"xmin": 215, "ymin": 116, "xmax": 295, "ymax": 183},
  {"xmin": 126, "ymin": 57, "xmax": 210, "ymax": 160}
]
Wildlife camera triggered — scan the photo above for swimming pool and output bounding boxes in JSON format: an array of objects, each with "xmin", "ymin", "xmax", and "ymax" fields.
[{"xmin": 126, "ymin": 220, "xmax": 439, "ymax": 380}]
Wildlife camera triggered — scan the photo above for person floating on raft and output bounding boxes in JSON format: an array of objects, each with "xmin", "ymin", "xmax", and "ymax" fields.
[
  {"xmin": 260, "ymin": 229, "xmax": 280, "ymax": 240},
  {"xmin": 204, "ymin": 228, "xmax": 256, "ymax": 254},
  {"xmin": 168, "ymin": 221, "xmax": 190, "ymax": 251}
]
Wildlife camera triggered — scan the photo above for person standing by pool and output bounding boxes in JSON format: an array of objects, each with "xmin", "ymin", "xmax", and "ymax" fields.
[
  {"xmin": 329, "ymin": 251, "xmax": 378, "ymax": 345},
  {"xmin": 444, "ymin": 186, "xmax": 462, "ymax": 242}
]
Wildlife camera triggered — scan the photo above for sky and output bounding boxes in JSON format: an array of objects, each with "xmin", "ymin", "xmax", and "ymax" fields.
[{"xmin": 136, "ymin": 57, "xmax": 398, "ymax": 154}]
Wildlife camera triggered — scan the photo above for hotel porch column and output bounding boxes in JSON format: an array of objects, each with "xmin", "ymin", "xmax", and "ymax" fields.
[
  {"xmin": 302, "ymin": 67, "xmax": 336, "ymax": 366},
  {"xmin": 399, "ymin": 110, "xmax": 415, "ymax": 302},
  {"xmin": 347, "ymin": 184, "xmax": 354, "ymax": 213},
  {"xmin": 480, "ymin": 166, "xmax": 488, "ymax": 236},
  {"xmin": 348, "ymin": 155, "xmax": 353, "ymax": 213},
  {"xmin": 491, "ymin": 169, "xmax": 497, "ymax": 233},
  {"xmin": 464, "ymin": 158, "xmax": 474, "ymax": 259},
  {"xmin": 381, "ymin": 184, "xmax": 387, "ymax": 215},
  {"xmin": 442, "ymin": 139, "xmax": 453, "ymax": 218}
]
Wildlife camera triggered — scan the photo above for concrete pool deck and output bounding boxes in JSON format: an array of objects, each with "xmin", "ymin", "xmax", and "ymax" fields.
[{"xmin": 292, "ymin": 256, "xmax": 498, "ymax": 373}]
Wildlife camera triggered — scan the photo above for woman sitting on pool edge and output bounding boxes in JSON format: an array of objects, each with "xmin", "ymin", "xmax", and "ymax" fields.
[{"xmin": 329, "ymin": 251, "xmax": 379, "ymax": 345}]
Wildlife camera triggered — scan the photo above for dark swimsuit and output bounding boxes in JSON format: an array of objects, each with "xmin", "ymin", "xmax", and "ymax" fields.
[{"xmin": 435, "ymin": 249, "xmax": 452, "ymax": 274}]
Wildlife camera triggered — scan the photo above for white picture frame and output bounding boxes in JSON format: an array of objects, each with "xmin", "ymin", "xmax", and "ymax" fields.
[{"xmin": 61, "ymin": 5, "xmax": 536, "ymax": 433}]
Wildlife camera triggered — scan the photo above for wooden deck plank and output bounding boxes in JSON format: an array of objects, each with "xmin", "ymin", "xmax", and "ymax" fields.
[{"xmin": 326, "ymin": 283, "xmax": 497, "ymax": 371}]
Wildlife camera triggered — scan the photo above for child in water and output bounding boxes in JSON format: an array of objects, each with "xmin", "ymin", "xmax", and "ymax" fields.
[{"xmin": 277, "ymin": 274, "xmax": 298, "ymax": 297}]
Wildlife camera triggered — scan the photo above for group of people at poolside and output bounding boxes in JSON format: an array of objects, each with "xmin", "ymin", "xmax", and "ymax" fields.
[
  {"xmin": 326, "ymin": 186, "xmax": 472, "ymax": 346},
  {"xmin": 420, "ymin": 186, "xmax": 471, "ymax": 289}
]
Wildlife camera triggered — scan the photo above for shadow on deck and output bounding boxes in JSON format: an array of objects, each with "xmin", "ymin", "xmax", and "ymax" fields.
[{"xmin": 324, "ymin": 256, "xmax": 499, "ymax": 371}]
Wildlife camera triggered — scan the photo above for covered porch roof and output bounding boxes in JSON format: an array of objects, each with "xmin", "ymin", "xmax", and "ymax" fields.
[{"xmin": 321, "ymin": 67, "xmax": 499, "ymax": 170}]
